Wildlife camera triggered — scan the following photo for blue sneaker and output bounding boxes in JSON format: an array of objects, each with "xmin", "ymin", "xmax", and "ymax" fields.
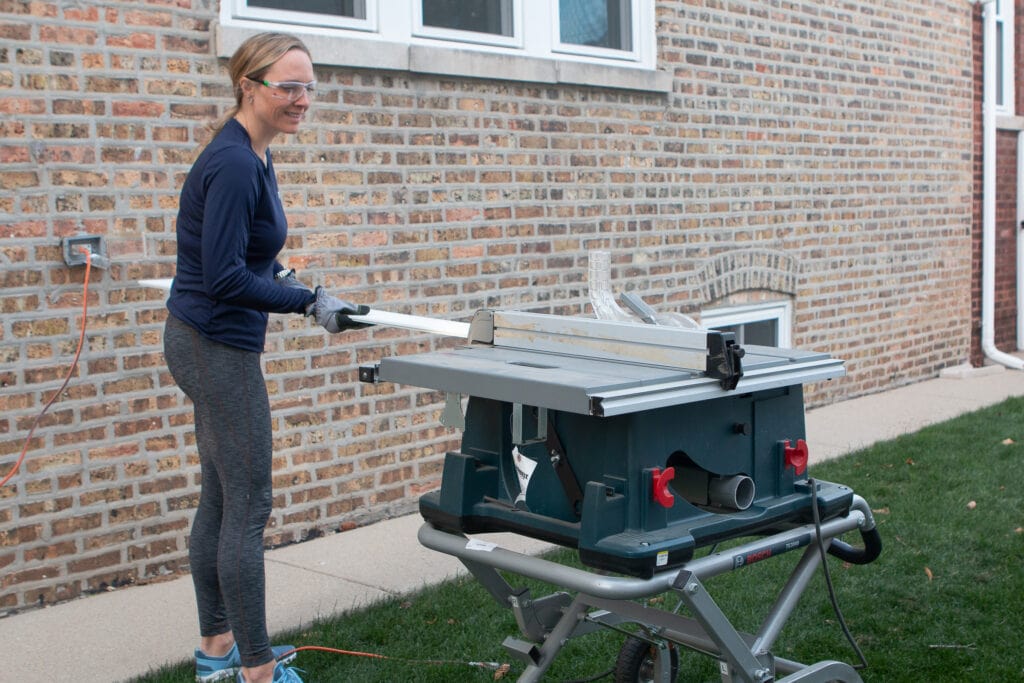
[
  {"xmin": 236, "ymin": 661, "xmax": 305, "ymax": 682},
  {"xmin": 195, "ymin": 643, "xmax": 297, "ymax": 682}
]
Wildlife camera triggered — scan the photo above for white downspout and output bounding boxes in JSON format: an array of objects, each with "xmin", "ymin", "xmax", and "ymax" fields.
[{"xmin": 980, "ymin": 0, "xmax": 1024, "ymax": 368}]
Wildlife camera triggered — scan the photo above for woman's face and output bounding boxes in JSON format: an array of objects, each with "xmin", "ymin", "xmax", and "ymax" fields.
[{"xmin": 250, "ymin": 48, "xmax": 314, "ymax": 137}]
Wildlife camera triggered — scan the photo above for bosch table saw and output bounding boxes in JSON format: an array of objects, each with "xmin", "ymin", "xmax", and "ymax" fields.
[{"xmin": 361, "ymin": 308, "xmax": 881, "ymax": 682}]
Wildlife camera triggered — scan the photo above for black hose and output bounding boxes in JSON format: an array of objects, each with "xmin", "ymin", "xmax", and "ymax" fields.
[{"xmin": 827, "ymin": 526, "xmax": 883, "ymax": 565}]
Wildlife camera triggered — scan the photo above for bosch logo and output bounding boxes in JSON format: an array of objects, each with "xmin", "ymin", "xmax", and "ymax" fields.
[
  {"xmin": 733, "ymin": 548, "xmax": 773, "ymax": 568},
  {"xmin": 747, "ymin": 548, "xmax": 773, "ymax": 564},
  {"xmin": 733, "ymin": 535, "xmax": 812, "ymax": 569}
]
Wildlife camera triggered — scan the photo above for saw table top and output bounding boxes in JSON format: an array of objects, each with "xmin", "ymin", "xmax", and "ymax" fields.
[{"xmin": 376, "ymin": 343, "xmax": 843, "ymax": 416}]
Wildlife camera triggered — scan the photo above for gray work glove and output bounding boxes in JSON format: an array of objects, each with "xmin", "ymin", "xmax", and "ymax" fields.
[
  {"xmin": 306, "ymin": 286, "xmax": 372, "ymax": 333},
  {"xmin": 275, "ymin": 268, "xmax": 311, "ymax": 293}
]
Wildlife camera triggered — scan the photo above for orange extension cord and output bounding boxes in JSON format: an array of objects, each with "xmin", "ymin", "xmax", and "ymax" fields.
[
  {"xmin": 1, "ymin": 247, "xmax": 93, "ymax": 489},
  {"xmin": 278, "ymin": 646, "xmax": 510, "ymax": 677}
]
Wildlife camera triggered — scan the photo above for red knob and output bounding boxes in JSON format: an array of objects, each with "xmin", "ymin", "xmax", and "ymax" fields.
[
  {"xmin": 652, "ymin": 467, "xmax": 676, "ymax": 508},
  {"xmin": 784, "ymin": 439, "xmax": 809, "ymax": 475}
]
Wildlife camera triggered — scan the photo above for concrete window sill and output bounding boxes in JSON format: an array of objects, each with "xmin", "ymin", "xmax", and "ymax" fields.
[{"xmin": 216, "ymin": 24, "xmax": 673, "ymax": 95}]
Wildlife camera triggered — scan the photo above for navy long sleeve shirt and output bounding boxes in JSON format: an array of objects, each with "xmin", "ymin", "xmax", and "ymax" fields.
[{"xmin": 167, "ymin": 119, "xmax": 312, "ymax": 351}]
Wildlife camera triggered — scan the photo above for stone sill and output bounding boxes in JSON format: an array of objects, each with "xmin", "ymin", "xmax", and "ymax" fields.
[
  {"xmin": 997, "ymin": 115, "xmax": 1024, "ymax": 131},
  {"xmin": 216, "ymin": 23, "xmax": 673, "ymax": 95}
]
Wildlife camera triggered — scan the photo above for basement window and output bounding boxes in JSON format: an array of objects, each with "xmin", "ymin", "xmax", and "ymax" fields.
[
  {"xmin": 701, "ymin": 301, "xmax": 793, "ymax": 349},
  {"xmin": 415, "ymin": 0, "xmax": 518, "ymax": 47},
  {"xmin": 219, "ymin": 0, "xmax": 669, "ymax": 92},
  {"xmin": 235, "ymin": 0, "xmax": 373, "ymax": 31},
  {"xmin": 555, "ymin": 0, "xmax": 636, "ymax": 58}
]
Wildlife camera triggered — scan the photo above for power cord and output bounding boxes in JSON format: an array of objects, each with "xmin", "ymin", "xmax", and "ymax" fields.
[
  {"xmin": 276, "ymin": 645, "xmax": 511, "ymax": 677},
  {"xmin": 563, "ymin": 667, "xmax": 616, "ymax": 682},
  {"xmin": 278, "ymin": 646, "xmax": 621, "ymax": 683},
  {"xmin": 1, "ymin": 247, "xmax": 94, "ymax": 489},
  {"xmin": 807, "ymin": 477, "xmax": 869, "ymax": 671}
]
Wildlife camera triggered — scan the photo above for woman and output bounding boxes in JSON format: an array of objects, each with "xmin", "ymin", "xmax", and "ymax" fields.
[{"xmin": 164, "ymin": 32, "xmax": 366, "ymax": 683}]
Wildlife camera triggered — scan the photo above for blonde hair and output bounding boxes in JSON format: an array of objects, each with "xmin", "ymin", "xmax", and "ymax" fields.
[{"xmin": 208, "ymin": 32, "xmax": 312, "ymax": 138}]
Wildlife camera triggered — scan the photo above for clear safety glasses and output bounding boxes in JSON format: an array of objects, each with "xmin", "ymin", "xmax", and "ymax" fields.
[{"xmin": 253, "ymin": 78, "xmax": 317, "ymax": 103}]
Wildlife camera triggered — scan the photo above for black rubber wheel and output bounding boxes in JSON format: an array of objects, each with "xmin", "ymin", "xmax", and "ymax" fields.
[{"xmin": 614, "ymin": 635, "xmax": 680, "ymax": 683}]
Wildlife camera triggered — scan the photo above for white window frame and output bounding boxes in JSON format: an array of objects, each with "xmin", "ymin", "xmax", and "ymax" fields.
[
  {"xmin": 700, "ymin": 301, "xmax": 793, "ymax": 349},
  {"xmin": 218, "ymin": 0, "xmax": 669, "ymax": 93},
  {"xmin": 994, "ymin": 0, "xmax": 1016, "ymax": 115}
]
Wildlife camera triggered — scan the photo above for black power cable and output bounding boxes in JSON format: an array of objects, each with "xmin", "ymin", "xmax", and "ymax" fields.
[{"xmin": 807, "ymin": 478, "xmax": 869, "ymax": 671}]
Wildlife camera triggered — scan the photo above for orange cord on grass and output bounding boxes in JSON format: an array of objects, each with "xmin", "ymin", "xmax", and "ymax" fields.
[
  {"xmin": 0, "ymin": 247, "xmax": 93, "ymax": 489},
  {"xmin": 277, "ymin": 645, "xmax": 511, "ymax": 676}
]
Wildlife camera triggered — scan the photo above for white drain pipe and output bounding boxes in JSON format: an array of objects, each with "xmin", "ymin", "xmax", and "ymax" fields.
[{"xmin": 980, "ymin": 0, "xmax": 1024, "ymax": 368}]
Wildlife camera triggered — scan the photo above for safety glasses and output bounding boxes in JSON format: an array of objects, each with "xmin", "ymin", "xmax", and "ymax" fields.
[{"xmin": 252, "ymin": 78, "xmax": 317, "ymax": 103}]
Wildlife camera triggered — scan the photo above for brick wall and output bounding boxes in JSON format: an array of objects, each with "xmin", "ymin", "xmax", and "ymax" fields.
[
  {"xmin": 971, "ymin": 4, "xmax": 983, "ymax": 367},
  {"xmin": 994, "ymin": 129, "xmax": 1019, "ymax": 350},
  {"xmin": 0, "ymin": 1, "xmax": 975, "ymax": 611}
]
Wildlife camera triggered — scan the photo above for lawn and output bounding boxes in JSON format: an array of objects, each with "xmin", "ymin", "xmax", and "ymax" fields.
[{"xmin": 131, "ymin": 397, "xmax": 1024, "ymax": 682}]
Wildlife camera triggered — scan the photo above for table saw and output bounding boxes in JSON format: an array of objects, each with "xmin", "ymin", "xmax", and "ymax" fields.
[{"xmin": 360, "ymin": 308, "xmax": 881, "ymax": 682}]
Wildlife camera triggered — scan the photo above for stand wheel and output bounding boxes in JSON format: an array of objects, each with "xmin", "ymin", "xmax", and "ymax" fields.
[{"xmin": 614, "ymin": 636, "xmax": 679, "ymax": 683}]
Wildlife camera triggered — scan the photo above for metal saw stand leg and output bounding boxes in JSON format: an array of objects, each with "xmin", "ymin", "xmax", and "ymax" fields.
[
  {"xmin": 672, "ymin": 569, "xmax": 775, "ymax": 682},
  {"xmin": 668, "ymin": 557, "xmax": 858, "ymax": 682},
  {"xmin": 462, "ymin": 569, "xmax": 677, "ymax": 683},
  {"xmin": 459, "ymin": 554, "xmax": 583, "ymax": 682},
  {"xmin": 581, "ymin": 542, "xmax": 862, "ymax": 683},
  {"xmin": 462, "ymin": 550, "xmax": 862, "ymax": 683}
]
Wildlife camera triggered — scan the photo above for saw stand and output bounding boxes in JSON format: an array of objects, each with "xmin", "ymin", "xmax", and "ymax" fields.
[{"xmin": 419, "ymin": 492, "xmax": 879, "ymax": 683}]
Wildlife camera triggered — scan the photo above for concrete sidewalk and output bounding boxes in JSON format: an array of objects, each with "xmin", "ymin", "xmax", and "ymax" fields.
[{"xmin": 1, "ymin": 365, "xmax": 1021, "ymax": 683}]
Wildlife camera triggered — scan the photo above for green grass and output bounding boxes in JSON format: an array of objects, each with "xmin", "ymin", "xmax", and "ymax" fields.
[{"xmin": 130, "ymin": 397, "xmax": 1024, "ymax": 682}]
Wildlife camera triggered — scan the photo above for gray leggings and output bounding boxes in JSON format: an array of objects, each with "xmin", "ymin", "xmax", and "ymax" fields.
[{"xmin": 164, "ymin": 314, "xmax": 275, "ymax": 668}]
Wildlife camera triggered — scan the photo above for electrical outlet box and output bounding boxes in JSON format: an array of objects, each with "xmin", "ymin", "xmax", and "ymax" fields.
[{"xmin": 63, "ymin": 235, "xmax": 105, "ymax": 266}]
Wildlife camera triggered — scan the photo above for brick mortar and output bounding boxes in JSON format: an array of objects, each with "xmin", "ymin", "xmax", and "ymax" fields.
[{"xmin": 0, "ymin": 0, "xmax": 981, "ymax": 610}]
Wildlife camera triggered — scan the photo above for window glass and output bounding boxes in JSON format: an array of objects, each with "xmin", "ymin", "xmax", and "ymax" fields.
[
  {"xmin": 248, "ymin": 0, "xmax": 364, "ymax": 18},
  {"xmin": 421, "ymin": 0, "xmax": 513, "ymax": 37},
  {"xmin": 712, "ymin": 320, "xmax": 778, "ymax": 347},
  {"xmin": 559, "ymin": 0, "xmax": 631, "ymax": 51},
  {"xmin": 701, "ymin": 301, "xmax": 792, "ymax": 348},
  {"xmin": 996, "ymin": 23, "xmax": 1005, "ymax": 107}
]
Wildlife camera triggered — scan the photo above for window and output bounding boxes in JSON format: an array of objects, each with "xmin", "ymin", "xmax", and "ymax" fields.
[
  {"xmin": 414, "ymin": 0, "xmax": 519, "ymax": 48},
  {"xmin": 233, "ymin": 0, "xmax": 373, "ymax": 31},
  {"xmin": 556, "ymin": 0, "xmax": 634, "ymax": 56},
  {"xmin": 220, "ymin": 0, "xmax": 668, "ymax": 91},
  {"xmin": 249, "ymin": 0, "xmax": 363, "ymax": 16},
  {"xmin": 420, "ymin": 0, "xmax": 512, "ymax": 37},
  {"xmin": 701, "ymin": 301, "xmax": 793, "ymax": 349},
  {"xmin": 994, "ymin": 0, "xmax": 1016, "ymax": 115}
]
